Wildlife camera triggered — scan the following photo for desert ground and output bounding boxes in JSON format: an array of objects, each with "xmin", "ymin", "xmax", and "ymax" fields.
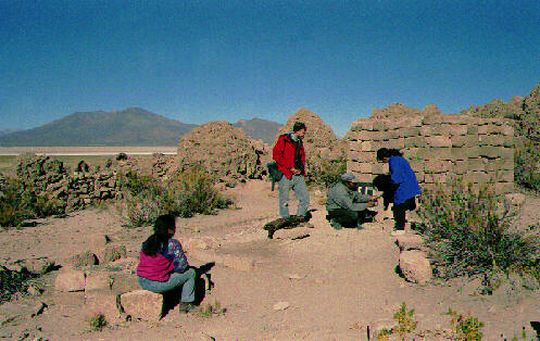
[{"xmin": 0, "ymin": 180, "xmax": 539, "ymax": 340}]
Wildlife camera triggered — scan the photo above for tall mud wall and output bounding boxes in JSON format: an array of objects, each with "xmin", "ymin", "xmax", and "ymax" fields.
[{"xmin": 347, "ymin": 108, "xmax": 514, "ymax": 194}]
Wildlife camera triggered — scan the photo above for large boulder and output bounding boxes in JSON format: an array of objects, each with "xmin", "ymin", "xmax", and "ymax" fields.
[
  {"xmin": 399, "ymin": 250, "xmax": 432, "ymax": 284},
  {"xmin": 120, "ymin": 290, "xmax": 163, "ymax": 321},
  {"xmin": 54, "ymin": 269, "xmax": 86, "ymax": 292}
]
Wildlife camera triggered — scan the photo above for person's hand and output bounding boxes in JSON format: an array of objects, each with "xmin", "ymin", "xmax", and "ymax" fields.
[{"xmin": 291, "ymin": 168, "xmax": 301, "ymax": 175}]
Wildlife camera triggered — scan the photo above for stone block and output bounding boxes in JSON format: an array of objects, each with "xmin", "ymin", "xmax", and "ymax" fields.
[
  {"xmin": 110, "ymin": 273, "xmax": 140, "ymax": 295},
  {"xmin": 404, "ymin": 136, "xmax": 426, "ymax": 148},
  {"xmin": 54, "ymin": 269, "xmax": 86, "ymax": 292},
  {"xmin": 424, "ymin": 160, "xmax": 453, "ymax": 174},
  {"xmin": 85, "ymin": 289, "xmax": 123, "ymax": 323},
  {"xmin": 395, "ymin": 234, "xmax": 425, "ymax": 251},
  {"xmin": 349, "ymin": 150, "xmax": 376, "ymax": 163},
  {"xmin": 385, "ymin": 137, "xmax": 405, "ymax": 149},
  {"xmin": 70, "ymin": 251, "xmax": 99, "ymax": 268},
  {"xmin": 479, "ymin": 124, "xmax": 514, "ymax": 135},
  {"xmin": 466, "ymin": 171, "xmax": 491, "ymax": 184},
  {"xmin": 399, "ymin": 250, "xmax": 432, "ymax": 284},
  {"xmin": 120, "ymin": 290, "xmax": 163, "ymax": 321},
  {"xmin": 361, "ymin": 141, "xmax": 381, "ymax": 152},
  {"xmin": 479, "ymin": 135, "xmax": 505, "ymax": 147},
  {"xmin": 495, "ymin": 182, "xmax": 514, "ymax": 194},
  {"xmin": 401, "ymin": 127, "xmax": 421, "ymax": 137},
  {"xmin": 85, "ymin": 272, "xmax": 112, "ymax": 292},
  {"xmin": 451, "ymin": 135, "xmax": 477, "ymax": 148},
  {"xmin": 452, "ymin": 160, "xmax": 468, "ymax": 175},
  {"xmin": 478, "ymin": 147, "xmax": 506, "ymax": 159},
  {"xmin": 418, "ymin": 148, "xmax": 453, "ymax": 161},
  {"xmin": 484, "ymin": 158, "xmax": 514, "ymax": 171},
  {"xmin": 425, "ymin": 136, "xmax": 452, "ymax": 148},
  {"xmin": 351, "ymin": 120, "xmax": 374, "ymax": 131},
  {"xmin": 424, "ymin": 173, "xmax": 448, "ymax": 184},
  {"xmin": 467, "ymin": 158, "xmax": 486, "ymax": 171},
  {"xmin": 446, "ymin": 125, "xmax": 468, "ymax": 136},
  {"xmin": 429, "ymin": 124, "xmax": 448, "ymax": 136},
  {"xmin": 495, "ymin": 171, "xmax": 514, "ymax": 183}
]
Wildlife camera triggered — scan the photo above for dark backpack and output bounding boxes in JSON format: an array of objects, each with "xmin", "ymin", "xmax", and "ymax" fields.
[{"xmin": 267, "ymin": 161, "xmax": 283, "ymax": 191}]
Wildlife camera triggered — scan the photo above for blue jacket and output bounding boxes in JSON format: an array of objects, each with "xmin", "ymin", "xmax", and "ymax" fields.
[{"xmin": 389, "ymin": 156, "xmax": 421, "ymax": 205}]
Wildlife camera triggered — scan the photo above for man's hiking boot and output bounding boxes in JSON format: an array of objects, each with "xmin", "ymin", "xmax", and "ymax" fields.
[{"xmin": 179, "ymin": 302, "xmax": 197, "ymax": 314}]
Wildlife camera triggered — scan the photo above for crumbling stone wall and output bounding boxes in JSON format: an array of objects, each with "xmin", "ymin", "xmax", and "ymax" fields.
[{"xmin": 347, "ymin": 104, "xmax": 514, "ymax": 194}]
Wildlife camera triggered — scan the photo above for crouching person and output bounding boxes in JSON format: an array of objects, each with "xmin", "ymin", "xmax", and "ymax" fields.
[
  {"xmin": 326, "ymin": 173, "xmax": 378, "ymax": 229},
  {"xmin": 136, "ymin": 214, "xmax": 197, "ymax": 313}
]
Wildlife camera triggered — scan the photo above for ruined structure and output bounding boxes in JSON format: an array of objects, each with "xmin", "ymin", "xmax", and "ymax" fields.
[
  {"xmin": 177, "ymin": 121, "xmax": 269, "ymax": 186},
  {"xmin": 347, "ymin": 104, "xmax": 514, "ymax": 193}
]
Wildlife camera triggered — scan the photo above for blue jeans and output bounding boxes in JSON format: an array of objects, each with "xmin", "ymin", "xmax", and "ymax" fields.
[
  {"xmin": 138, "ymin": 268, "xmax": 196, "ymax": 303},
  {"xmin": 278, "ymin": 175, "xmax": 310, "ymax": 218}
]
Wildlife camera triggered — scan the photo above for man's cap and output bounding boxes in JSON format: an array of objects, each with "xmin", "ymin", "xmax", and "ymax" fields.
[{"xmin": 341, "ymin": 172, "xmax": 361, "ymax": 183}]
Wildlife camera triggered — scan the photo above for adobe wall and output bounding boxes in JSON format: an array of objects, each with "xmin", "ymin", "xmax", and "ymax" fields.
[{"xmin": 347, "ymin": 113, "xmax": 514, "ymax": 194}]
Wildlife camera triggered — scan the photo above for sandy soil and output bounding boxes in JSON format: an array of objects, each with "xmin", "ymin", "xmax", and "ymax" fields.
[{"xmin": 0, "ymin": 180, "xmax": 539, "ymax": 340}]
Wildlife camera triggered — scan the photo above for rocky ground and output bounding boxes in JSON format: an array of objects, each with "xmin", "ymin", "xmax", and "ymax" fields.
[{"xmin": 0, "ymin": 180, "xmax": 539, "ymax": 340}]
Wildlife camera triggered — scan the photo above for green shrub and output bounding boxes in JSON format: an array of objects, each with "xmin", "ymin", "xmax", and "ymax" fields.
[
  {"xmin": 0, "ymin": 177, "xmax": 33, "ymax": 228},
  {"xmin": 393, "ymin": 302, "xmax": 417, "ymax": 340},
  {"xmin": 0, "ymin": 265, "xmax": 39, "ymax": 304},
  {"xmin": 307, "ymin": 156, "xmax": 347, "ymax": 188},
  {"xmin": 120, "ymin": 167, "xmax": 232, "ymax": 227},
  {"xmin": 87, "ymin": 313, "xmax": 107, "ymax": 332},
  {"xmin": 447, "ymin": 308, "xmax": 484, "ymax": 341},
  {"xmin": 417, "ymin": 180, "xmax": 539, "ymax": 287}
]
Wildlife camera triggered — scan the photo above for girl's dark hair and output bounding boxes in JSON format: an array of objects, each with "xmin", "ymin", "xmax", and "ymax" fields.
[
  {"xmin": 376, "ymin": 148, "xmax": 402, "ymax": 161},
  {"xmin": 141, "ymin": 214, "xmax": 176, "ymax": 256}
]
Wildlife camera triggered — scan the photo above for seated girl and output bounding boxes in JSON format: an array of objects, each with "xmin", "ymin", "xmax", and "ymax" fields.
[{"xmin": 136, "ymin": 214, "xmax": 196, "ymax": 313}]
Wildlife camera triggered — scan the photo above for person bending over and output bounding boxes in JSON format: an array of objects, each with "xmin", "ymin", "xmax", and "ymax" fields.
[
  {"xmin": 376, "ymin": 148, "xmax": 422, "ymax": 232},
  {"xmin": 136, "ymin": 214, "xmax": 197, "ymax": 313},
  {"xmin": 326, "ymin": 172, "xmax": 378, "ymax": 229}
]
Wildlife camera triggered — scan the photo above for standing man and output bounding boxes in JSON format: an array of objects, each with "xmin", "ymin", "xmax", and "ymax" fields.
[{"xmin": 272, "ymin": 122, "xmax": 310, "ymax": 219}]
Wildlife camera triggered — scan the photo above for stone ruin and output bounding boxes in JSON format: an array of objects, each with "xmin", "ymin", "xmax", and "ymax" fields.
[
  {"xmin": 347, "ymin": 103, "xmax": 514, "ymax": 194},
  {"xmin": 177, "ymin": 121, "xmax": 269, "ymax": 186},
  {"xmin": 275, "ymin": 108, "xmax": 348, "ymax": 181}
]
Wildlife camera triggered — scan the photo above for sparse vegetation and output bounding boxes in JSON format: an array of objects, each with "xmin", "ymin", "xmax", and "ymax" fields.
[
  {"xmin": 447, "ymin": 308, "xmax": 484, "ymax": 341},
  {"xmin": 307, "ymin": 156, "xmax": 347, "ymax": 188},
  {"xmin": 373, "ymin": 303, "xmax": 417, "ymax": 340},
  {"xmin": 417, "ymin": 180, "xmax": 540, "ymax": 290},
  {"xmin": 0, "ymin": 265, "xmax": 39, "ymax": 304},
  {"xmin": 198, "ymin": 300, "xmax": 226, "ymax": 318},
  {"xmin": 87, "ymin": 313, "xmax": 108, "ymax": 332},
  {"xmin": 119, "ymin": 167, "xmax": 232, "ymax": 227}
]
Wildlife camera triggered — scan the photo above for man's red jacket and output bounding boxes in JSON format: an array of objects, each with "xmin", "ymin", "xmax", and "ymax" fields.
[{"xmin": 272, "ymin": 134, "xmax": 306, "ymax": 180}]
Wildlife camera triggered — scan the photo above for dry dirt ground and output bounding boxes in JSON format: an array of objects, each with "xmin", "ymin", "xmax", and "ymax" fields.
[{"xmin": 1, "ymin": 180, "xmax": 539, "ymax": 340}]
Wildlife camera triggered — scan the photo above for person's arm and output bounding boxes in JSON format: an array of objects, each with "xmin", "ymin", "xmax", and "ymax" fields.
[
  {"xmin": 333, "ymin": 186, "xmax": 368, "ymax": 211},
  {"xmin": 389, "ymin": 157, "xmax": 405, "ymax": 185},
  {"xmin": 165, "ymin": 239, "xmax": 189, "ymax": 273}
]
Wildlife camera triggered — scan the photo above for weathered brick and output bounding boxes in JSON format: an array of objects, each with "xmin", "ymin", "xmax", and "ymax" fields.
[
  {"xmin": 400, "ymin": 127, "xmax": 421, "ymax": 137},
  {"xmin": 451, "ymin": 135, "xmax": 477, "ymax": 148},
  {"xmin": 495, "ymin": 182, "xmax": 514, "ymax": 194},
  {"xmin": 495, "ymin": 171, "xmax": 514, "ymax": 183},
  {"xmin": 360, "ymin": 141, "xmax": 381, "ymax": 152},
  {"xmin": 478, "ymin": 135, "xmax": 506, "ymax": 147},
  {"xmin": 466, "ymin": 171, "xmax": 492, "ymax": 184},
  {"xmin": 467, "ymin": 158, "xmax": 486, "ymax": 171},
  {"xmin": 453, "ymin": 160, "xmax": 468, "ymax": 174},
  {"xmin": 425, "ymin": 136, "xmax": 452, "ymax": 147},
  {"xmin": 121, "ymin": 290, "xmax": 163, "ymax": 321},
  {"xmin": 404, "ymin": 136, "xmax": 426, "ymax": 148},
  {"xmin": 484, "ymin": 158, "xmax": 514, "ymax": 171},
  {"xmin": 85, "ymin": 290, "xmax": 123, "ymax": 323},
  {"xmin": 446, "ymin": 125, "xmax": 468, "ymax": 136},
  {"xmin": 424, "ymin": 160, "xmax": 452, "ymax": 174},
  {"xmin": 424, "ymin": 173, "xmax": 448, "ymax": 184},
  {"xmin": 385, "ymin": 138, "xmax": 405, "ymax": 149}
]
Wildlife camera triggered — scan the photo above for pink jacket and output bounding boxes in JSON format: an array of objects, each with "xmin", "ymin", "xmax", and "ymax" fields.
[{"xmin": 136, "ymin": 251, "xmax": 174, "ymax": 282}]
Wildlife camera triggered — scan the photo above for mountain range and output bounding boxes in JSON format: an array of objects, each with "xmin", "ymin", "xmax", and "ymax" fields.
[{"xmin": 0, "ymin": 108, "xmax": 282, "ymax": 146}]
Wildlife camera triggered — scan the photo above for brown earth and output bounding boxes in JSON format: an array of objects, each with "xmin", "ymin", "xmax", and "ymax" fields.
[{"xmin": 0, "ymin": 180, "xmax": 539, "ymax": 340}]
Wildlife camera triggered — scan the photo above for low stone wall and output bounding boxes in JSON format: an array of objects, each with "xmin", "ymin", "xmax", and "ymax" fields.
[{"xmin": 347, "ymin": 112, "xmax": 514, "ymax": 193}]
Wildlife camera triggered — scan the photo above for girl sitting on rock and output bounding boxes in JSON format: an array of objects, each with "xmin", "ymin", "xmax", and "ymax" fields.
[{"xmin": 136, "ymin": 214, "xmax": 196, "ymax": 313}]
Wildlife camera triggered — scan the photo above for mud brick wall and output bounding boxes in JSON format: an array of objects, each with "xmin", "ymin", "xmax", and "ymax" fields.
[{"xmin": 347, "ymin": 114, "xmax": 514, "ymax": 194}]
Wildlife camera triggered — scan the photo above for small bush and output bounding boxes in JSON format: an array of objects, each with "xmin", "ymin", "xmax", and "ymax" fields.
[
  {"xmin": 417, "ymin": 180, "xmax": 539, "ymax": 287},
  {"xmin": 393, "ymin": 303, "xmax": 417, "ymax": 340},
  {"xmin": 307, "ymin": 156, "xmax": 347, "ymax": 188},
  {"xmin": 119, "ymin": 167, "xmax": 232, "ymax": 227},
  {"xmin": 447, "ymin": 308, "xmax": 484, "ymax": 341},
  {"xmin": 0, "ymin": 265, "xmax": 39, "ymax": 304},
  {"xmin": 198, "ymin": 300, "xmax": 226, "ymax": 318},
  {"xmin": 87, "ymin": 313, "xmax": 107, "ymax": 332},
  {"xmin": 0, "ymin": 177, "xmax": 33, "ymax": 228}
]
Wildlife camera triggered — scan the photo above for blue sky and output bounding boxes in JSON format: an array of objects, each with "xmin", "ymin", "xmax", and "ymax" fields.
[{"xmin": 1, "ymin": 0, "xmax": 539, "ymax": 136}]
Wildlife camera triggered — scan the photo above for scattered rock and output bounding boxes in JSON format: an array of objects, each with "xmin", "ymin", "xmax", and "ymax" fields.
[
  {"xmin": 120, "ymin": 290, "xmax": 163, "ymax": 321},
  {"xmin": 30, "ymin": 302, "xmax": 48, "ymax": 318},
  {"xmin": 101, "ymin": 245, "xmax": 127, "ymax": 264},
  {"xmin": 85, "ymin": 289, "xmax": 124, "ymax": 322},
  {"xmin": 54, "ymin": 269, "xmax": 86, "ymax": 292},
  {"xmin": 85, "ymin": 272, "xmax": 112, "ymax": 292},
  {"xmin": 185, "ymin": 237, "xmax": 221, "ymax": 251},
  {"xmin": 273, "ymin": 301, "xmax": 290, "ymax": 311},
  {"xmin": 399, "ymin": 251, "xmax": 432, "ymax": 284},
  {"xmin": 287, "ymin": 273, "xmax": 304, "ymax": 280},
  {"xmin": 70, "ymin": 251, "xmax": 99, "ymax": 268},
  {"xmin": 395, "ymin": 234, "xmax": 425, "ymax": 251}
]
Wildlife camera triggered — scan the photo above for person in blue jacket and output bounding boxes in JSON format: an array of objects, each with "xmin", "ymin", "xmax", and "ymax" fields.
[{"xmin": 376, "ymin": 148, "xmax": 422, "ymax": 231}]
